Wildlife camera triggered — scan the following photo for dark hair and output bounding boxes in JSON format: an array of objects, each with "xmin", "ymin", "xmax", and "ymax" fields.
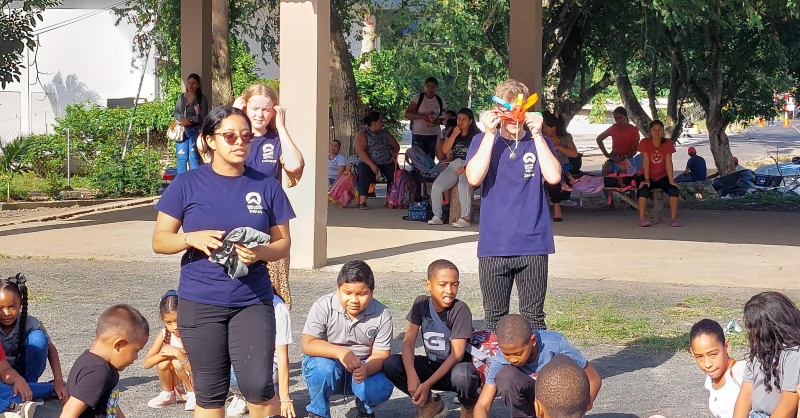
[
  {"xmin": 445, "ymin": 118, "xmax": 457, "ymax": 129},
  {"xmin": 457, "ymin": 108, "xmax": 481, "ymax": 137},
  {"xmin": 199, "ymin": 106, "xmax": 252, "ymax": 152},
  {"xmin": 0, "ymin": 274, "xmax": 28, "ymax": 376},
  {"xmin": 96, "ymin": 304, "xmax": 150, "ymax": 342},
  {"xmin": 445, "ymin": 110, "xmax": 457, "ymax": 119},
  {"xmin": 542, "ymin": 111, "xmax": 568, "ymax": 137},
  {"xmin": 187, "ymin": 73, "xmax": 203, "ymax": 99},
  {"xmin": 743, "ymin": 292, "xmax": 800, "ymax": 393},
  {"xmin": 690, "ymin": 319, "xmax": 726, "ymax": 346},
  {"xmin": 363, "ymin": 111, "xmax": 382, "ymax": 127},
  {"xmin": 497, "ymin": 314, "xmax": 532, "ymax": 345},
  {"xmin": 159, "ymin": 290, "xmax": 179, "ymax": 346},
  {"xmin": 427, "ymin": 259, "xmax": 459, "ymax": 280},
  {"xmin": 425, "ymin": 77, "xmax": 439, "ymax": 87},
  {"xmin": 613, "ymin": 106, "xmax": 628, "ymax": 117},
  {"xmin": 649, "ymin": 120, "xmax": 666, "ymax": 144},
  {"xmin": 536, "ymin": 355, "xmax": 590, "ymax": 418},
  {"xmin": 331, "ymin": 139, "xmax": 342, "ymax": 146},
  {"xmin": 337, "ymin": 260, "xmax": 375, "ymax": 290}
]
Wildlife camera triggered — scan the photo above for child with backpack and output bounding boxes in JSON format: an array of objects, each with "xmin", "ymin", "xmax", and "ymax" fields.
[
  {"xmin": 382, "ymin": 260, "xmax": 481, "ymax": 418},
  {"xmin": 690, "ymin": 319, "xmax": 744, "ymax": 418}
]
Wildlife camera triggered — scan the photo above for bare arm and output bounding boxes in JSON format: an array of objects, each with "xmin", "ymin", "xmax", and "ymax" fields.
[
  {"xmin": 595, "ymin": 128, "xmax": 612, "ymax": 158},
  {"xmin": 60, "ymin": 398, "xmax": 89, "ymax": 418},
  {"xmin": 465, "ymin": 111, "xmax": 499, "ymax": 187},
  {"xmin": 666, "ymin": 153, "xmax": 677, "ymax": 184},
  {"xmin": 337, "ymin": 164, "xmax": 346, "ymax": 177},
  {"xmin": 274, "ymin": 106, "xmax": 305, "ymax": 173},
  {"xmin": 642, "ymin": 152, "xmax": 651, "ymax": 182},
  {"xmin": 473, "ymin": 382, "xmax": 497, "ymax": 418},
  {"xmin": 47, "ymin": 342, "xmax": 67, "ymax": 401},
  {"xmin": 151, "ymin": 211, "xmax": 224, "ymax": 256},
  {"xmin": 554, "ymin": 135, "xmax": 579, "ymax": 158},
  {"xmin": 404, "ymin": 99, "xmax": 425, "ymax": 121},
  {"xmin": 0, "ymin": 359, "xmax": 30, "ymax": 401},
  {"xmin": 252, "ymin": 223, "xmax": 291, "ymax": 263},
  {"xmin": 364, "ymin": 348, "xmax": 391, "ymax": 377},
  {"xmin": 354, "ymin": 132, "xmax": 376, "ymax": 168},
  {"xmin": 142, "ymin": 331, "xmax": 168, "ymax": 369},
  {"xmin": 421, "ymin": 338, "xmax": 467, "ymax": 388},
  {"xmin": 387, "ymin": 131, "xmax": 401, "ymax": 162},
  {"xmin": 627, "ymin": 134, "xmax": 639, "ymax": 158},
  {"xmin": 442, "ymin": 129, "xmax": 461, "ymax": 155},
  {"xmin": 770, "ymin": 390, "xmax": 799, "ymax": 418},
  {"xmin": 733, "ymin": 381, "xmax": 753, "ymax": 418},
  {"xmin": 584, "ymin": 362, "xmax": 602, "ymax": 410},
  {"xmin": 401, "ymin": 323, "xmax": 421, "ymax": 392},
  {"xmin": 276, "ymin": 344, "xmax": 291, "ymax": 401},
  {"xmin": 301, "ymin": 334, "xmax": 353, "ymax": 363}
]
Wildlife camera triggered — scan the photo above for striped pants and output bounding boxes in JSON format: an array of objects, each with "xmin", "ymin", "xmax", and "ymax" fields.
[{"xmin": 479, "ymin": 255, "xmax": 548, "ymax": 332}]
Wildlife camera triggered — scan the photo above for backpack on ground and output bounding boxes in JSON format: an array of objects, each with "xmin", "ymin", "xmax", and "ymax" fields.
[
  {"xmin": 387, "ymin": 167, "xmax": 416, "ymax": 209},
  {"xmin": 427, "ymin": 299, "xmax": 497, "ymax": 383}
]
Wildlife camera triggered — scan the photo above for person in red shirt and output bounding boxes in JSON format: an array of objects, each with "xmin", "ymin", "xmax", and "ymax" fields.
[
  {"xmin": 636, "ymin": 120, "xmax": 680, "ymax": 227},
  {"xmin": 596, "ymin": 107, "xmax": 640, "ymax": 161}
]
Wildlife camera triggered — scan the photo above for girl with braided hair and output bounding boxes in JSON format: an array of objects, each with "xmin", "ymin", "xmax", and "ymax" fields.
[
  {"xmin": 143, "ymin": 290, "xmax": 195, "ymax": 410},
  {"xmin": 0, "ymin": 273, "xmax": 65, "ymax": 402}
]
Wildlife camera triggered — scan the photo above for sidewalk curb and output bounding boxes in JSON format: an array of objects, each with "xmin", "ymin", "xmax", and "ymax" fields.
[{"xmin": 0, "ymin": 196, "xmax": 160, "ymax": 228}]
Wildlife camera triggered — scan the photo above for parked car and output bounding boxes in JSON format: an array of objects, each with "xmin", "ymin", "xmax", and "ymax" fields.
[
  {"xmin": 160, "ymin": 167, "xmax": 177, "ymax": 194},
  {"xmin": 753, "ymin": 157, "xmax": 800, "ymax": 195}
]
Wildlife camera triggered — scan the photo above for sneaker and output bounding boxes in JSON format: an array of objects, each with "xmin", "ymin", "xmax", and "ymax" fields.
[
  {"xmin": 184, "ymin": 392, "xmax": 196, "ymax": 411},
  {"xmin": 560, "ymin": 199, "xmax": 578, "ymax": 207},
  {"xmin": 428, "ymin": 216, "xmax": 444, "ymax": 225},
  {"xmin": 670, "ymin": 219, "xmax": 682, "ymax": 227},
  {"xmin": 147, "ymin": 390, "xmax": 177, "ymax": 408},
  {"xmin": 4, "ymin": 402, "xmax": 36, "ymax": 418},
  {"xmin": 460, "ymin": 404, "xmax": 475, "ymax": 418},
  {"xmin": 226, "ymin": 394, "xmax": 248, "ymax": 417},
  {"xmin": 416, "ymin": 393, "xmax": 446, "ymax": 418},
  {"xmin": 452, "ymin": 218, "xmax": 471, "ymax": 228},
  {"xmin": 639, "ymin": 219, "xmax": 652, "ymax": 227}
]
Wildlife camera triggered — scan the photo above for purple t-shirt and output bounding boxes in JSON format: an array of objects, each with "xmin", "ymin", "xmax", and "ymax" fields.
[
  {"xmin": 246, "ymin": 132, "xmax": 283, "ymax": 180},
  {"xmin": 465, "ymin": 131, "xmax": 556, "ymax": 257},
  {"xmin": 155, "ymin": 164, "xmax": 295, "ymax": 307}
]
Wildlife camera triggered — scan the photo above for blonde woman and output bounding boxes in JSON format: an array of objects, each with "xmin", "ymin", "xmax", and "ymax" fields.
[{"xmin": 234, "ymin": 84, "xmax": 304, "ymax": 311}]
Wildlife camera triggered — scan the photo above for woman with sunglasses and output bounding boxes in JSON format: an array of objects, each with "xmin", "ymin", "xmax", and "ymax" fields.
[
  {"xmin": 152, "ymin": 106, "xmax": 295, "ymax": 418},
  {"xmin": 236, "ymin": 83, "xmax": 303, "ymax": 312}
]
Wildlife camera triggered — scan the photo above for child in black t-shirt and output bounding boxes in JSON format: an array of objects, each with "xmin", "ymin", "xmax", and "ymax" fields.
[
  {"xmin": 383, "ymin": 260, "xmax": 480, "ymax": 418},
  {"xmin": 60, "ymin": 305, "xmax": 149, "ymax": 418}
]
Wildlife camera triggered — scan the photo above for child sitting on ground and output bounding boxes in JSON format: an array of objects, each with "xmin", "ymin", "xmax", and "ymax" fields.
[
  {"xmin": 60, "ymin": 304, "xmax": 149, "ymax": 418},
  {"xmin": 733, "ymin": 292, "xmax": 800, "ymax": 418},
  {"xmin": 534, "ymin": 354, "xmax": 591, "ymax": 418},
  {"xmin": 143, "ymin": 290, "xmax": 195, "ymax": 411},
  {"xmin": 474, "ymin": 314, "xmax": 602, "ymax": 418},
  {"xmin": 690, "ymin": 319, "xmax": 744, "ymax": 418},
  {"xmin": 0, "ymin": 274, "xmax": 67, "ymax": 403},
  {"xmin": 301, "ymin": 260, "xmax": 394, "ymax": 418},
  {"xmin": 227, "ymin": 290, "xmax": 295, "ymax": 418},
  {"xmin": 383, "ymin": 259, "xmax": 481, "ymax": 418}
]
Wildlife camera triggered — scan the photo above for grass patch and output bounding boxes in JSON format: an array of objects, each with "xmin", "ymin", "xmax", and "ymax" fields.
[
  {"xmin": 28, "ymin": 290, "xmax": 53, "ymax": 304},
  {"xmin": 742, "ymin": 155, "xmax": 796, "ymax": 171},
  {"xmin": 0, "ymin": 254, "xmax": 9, "ymax": 259},
  {"xmin": 544, "ymin": 293, "xmax": 748, "ymax": 351}
]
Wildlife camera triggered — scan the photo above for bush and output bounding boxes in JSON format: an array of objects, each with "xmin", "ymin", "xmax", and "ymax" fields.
[{"xmin": 89, "ymin": 143, "xmax": 162, "ymax": 198}]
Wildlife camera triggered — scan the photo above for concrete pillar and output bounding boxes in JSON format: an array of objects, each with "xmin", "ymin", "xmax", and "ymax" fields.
[
  {"xmin": 280, "ymin": 0, "xmax": 330, "ymax": 268},
  {"xmin": 180, "ymin": 0, "xmax": 213, "ymax": 103},
  {"xmin": 509, "ymin": 0, "xmax": 543, "ymax": 109}
]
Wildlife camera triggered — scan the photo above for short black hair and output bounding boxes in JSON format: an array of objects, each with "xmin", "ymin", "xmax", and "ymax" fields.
[
  {"xmin": 331, "ymin": 139, "xmax": 342, "ymax": 146},
  {"xmin": 690, "ymin": 319, "xmax": 725, "ymax": 345},
  {"xmin": 445, "ymin": 109, "xmax": 457, "ymax": 118},
  {"xmin": 96, "ymin": 304, "xmax": 150, "ymax": 342},
  {"xmin": 427, "ymin": 259, "xmax": 459, "ymax": 280},
  {"xmin": 536, "ymin": 355, "xmax": 590, "ymax": 418},
  {"xmin": 650, "ymin": 119, "xmax": 665, "ymax": 129},
  {"xmin": 613, "ymin": 106, "xmax": 628, "ymax": 117},
  {"xmin": 337, "ymin": 260, "xmax": 375, "ymax": 290},
  {"xmin": 363, "ymin": 111, "xmax": 382, "ymax": 126},
  {"xmin": 425, "ymin": 77, "xmax": 439, "ymax": 86},
  {"xmin": 496, "ymin": 314, "xmax": 532, "ymax": 345}
]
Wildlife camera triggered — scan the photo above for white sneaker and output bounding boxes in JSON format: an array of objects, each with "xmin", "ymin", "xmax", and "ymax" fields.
[
  {"xmin": 184, "ymin": 392, "xmax": 196, "ymax": 411},
  {"xmin": 147, "ymin": 390, "xmax": 177, "ymax": 408},
  {"xmin": 226, "ymin": 394, "xmax": 248, "ymax": 417},
  {"xmin": 560, "ymin": 199, "xmax": 578, "ymax": 207},
  {"xmin": 4, "ymin": 402, "xmax": 36, "ymax": 418},
  {"xmin": 452, "ymin": 218, "xmax": 471, "ymax": 228},
  {"xmin": 427, "ymin": 216, "xmax": 444, "ymax": 225}
]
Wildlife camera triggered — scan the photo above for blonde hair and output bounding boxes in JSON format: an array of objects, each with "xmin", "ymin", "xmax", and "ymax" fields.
[
  {"xmin": 494, "ymin": 79, "xmax": 530, "ymax": 104},
  {"xmin": 243, "ymin": 83, "xmax": 279, "ymax": 132}
]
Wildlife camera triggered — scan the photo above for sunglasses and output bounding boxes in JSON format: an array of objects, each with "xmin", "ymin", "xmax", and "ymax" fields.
[{"xmin": 212, "ymin": 132, "xmax": 255, "ymax": 144}]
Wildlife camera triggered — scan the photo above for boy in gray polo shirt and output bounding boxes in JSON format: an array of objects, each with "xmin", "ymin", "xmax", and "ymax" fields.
[{"xmin": 301, "ymin": 261, "xmax": 394, "ymax": 418}]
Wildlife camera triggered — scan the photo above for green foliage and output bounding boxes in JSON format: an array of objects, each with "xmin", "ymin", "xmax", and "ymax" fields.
[
  {"xmin": 0, "ymin": 137, "xmax": 33, "ymax": 201},
  {"xmin": 89, "ymin": 143, "xmax": 161, "ymax": 198},
  {"xmin": 0, "ymin": 0, "xmax": 61, "ymax": 88},
  {"xmin": 589, "ymin": 94, "xmax": 609, "ymax": 124},
  {"xmin": 354, "ymin": 50, "xmax": 411, "ymax": 134}
]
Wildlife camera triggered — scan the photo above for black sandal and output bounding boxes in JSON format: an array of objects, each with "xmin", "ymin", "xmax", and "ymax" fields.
[
  {"xmin": 553, "ymin": 217, "xmax": 563, "ymax": 222},
  {"xmin": 358, "ymin": 203, "xmax": 369, "ymax": 210}
]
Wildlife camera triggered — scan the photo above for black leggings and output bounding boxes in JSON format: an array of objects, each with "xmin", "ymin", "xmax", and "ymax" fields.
[
  {"xmin": 545, "ymin": 182, "xmax": 563, "ymax": 204},
  {"xmin": 382, "ymin": 354, "xmax": 481, "ymax": 406},
  {"xmin": 356, "ymin": 162, "xmax": 395, "ymax": 198},
  {"xmin": 637, "ymin": 176, "xmax": 679, "ymax": 199},
  {"xmin": 178, "ymin": 298, "xmax": 276, "ymax": 408}
]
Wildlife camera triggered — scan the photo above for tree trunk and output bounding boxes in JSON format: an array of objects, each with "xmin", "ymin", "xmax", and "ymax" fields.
[
  {"xmin": 707, "ymin": 108, "xmax": 735, "ymax": 175},
  {"xmin": 329, "ymin": 10, "xmax": 361, "ymax": 156},
  {"xmin": 211, "ymin": 0, "xmax": 233, "ymax": 108},
  {"xmin": 647, "ymin": 55, "xmax": 659, "ymax": 120},
  {"xmin": 613, "ymin": 57, "xmax": 651, "ymax": 136},
  {"xmin": 666, "ymin": 62, "xmax": 684, "ymax": 140}
]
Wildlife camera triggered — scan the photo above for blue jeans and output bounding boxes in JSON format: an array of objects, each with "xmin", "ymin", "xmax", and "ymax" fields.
[
  {"xmin": 302, "ymin": 356, "xmax": 393, "ymax": 418},
  {"xmin": 412, "ymin": 134, "xmax": 438, "ymax": 160},
  {"xmin": 176, "ymin": 126, "xmax": 201, "ymax": 174},
  {"xmin": 0, "ymin": 330, "xmax": 54, "ymax": 409}
]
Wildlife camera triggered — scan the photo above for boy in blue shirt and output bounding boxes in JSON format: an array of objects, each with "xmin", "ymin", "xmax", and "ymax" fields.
[
  {"xmin": 301, "ymin": 261, "xmax": 394, "ymax": 418},
  {"xmin": 474, "ymin": 315, "xmax": 601, "ymax": 418}
]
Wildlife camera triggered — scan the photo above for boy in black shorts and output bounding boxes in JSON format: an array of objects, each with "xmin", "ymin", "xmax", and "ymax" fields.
[
  {"xmin": 383, "ymin": 260, "xmax": 481, "ymax": 418},
  {"xmin": 60, "ymin": 305, "xmax": 149, "ymax": 418}
]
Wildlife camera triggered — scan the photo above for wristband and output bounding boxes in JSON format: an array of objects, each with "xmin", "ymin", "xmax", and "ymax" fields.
[
  {"xmin": 280, "ymin": 399, "xmax": 293, "ymax": 403},
  {"xmin": 179, "ymin": 357, "xmax": 189, "ymax": 366}
]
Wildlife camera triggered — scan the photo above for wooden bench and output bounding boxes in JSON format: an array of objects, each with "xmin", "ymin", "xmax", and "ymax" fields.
[{"xmin": 605, "ymin": 187, "xmax": 664, "ymax": 224}]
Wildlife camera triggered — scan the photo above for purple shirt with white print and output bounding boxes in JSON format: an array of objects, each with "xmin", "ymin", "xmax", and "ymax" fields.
[
  {"xmin": 465, "ymin": 130, "xmax": 556, "ymax": 257},
  {"xmin": 246, "ymin": 132, "xmax": 283, "ymax": 180}
]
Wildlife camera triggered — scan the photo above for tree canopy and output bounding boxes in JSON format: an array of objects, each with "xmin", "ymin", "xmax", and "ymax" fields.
[{"xmin": 0, "ymin": 0, "xmax": 61, "ymax": 88}]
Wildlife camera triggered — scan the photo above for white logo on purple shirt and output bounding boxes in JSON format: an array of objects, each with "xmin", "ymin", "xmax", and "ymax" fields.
[
  {"xmin": 246, "ymin": 192, "xmax": 264, "ymax": 214},
  {"xmin": 262, "ymin": 143, "xmax": 276, "ymax": 163},
  {"xmin": 523, "ymin": 152, "xmax": 537, "ymax": 178}
]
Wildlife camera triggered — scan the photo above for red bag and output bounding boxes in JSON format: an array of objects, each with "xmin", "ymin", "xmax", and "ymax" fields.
[
  {"xmin": 470, "ymin": 330, "xmax": 499, "ymax": 384},
  {"xmin": 328, "ymin": 172, "xmax": 356, "ymax": 207}
]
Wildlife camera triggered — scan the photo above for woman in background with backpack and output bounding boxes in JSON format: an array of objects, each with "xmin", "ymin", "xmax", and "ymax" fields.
[
  {"xmin": 354, "ymin": 112, "xmax": 400, "ymax": 210},
  {"xmin": 405, "ymin": 77, "xmax": 446, "ymax": 159},
  {"xmin": 173, "ymin": 73, "xmax": 208, "ymax": 174}
]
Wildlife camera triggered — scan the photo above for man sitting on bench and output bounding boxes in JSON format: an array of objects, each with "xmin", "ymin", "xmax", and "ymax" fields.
[{"xmin": 635, "ymin": 120, "xmax": 681, "ymax": 227}]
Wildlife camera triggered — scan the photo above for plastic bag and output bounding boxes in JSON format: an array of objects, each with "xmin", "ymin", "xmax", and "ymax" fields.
[{"xmin": 328, "ymin": 172, "xmax": 356, "ymax": 207}]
